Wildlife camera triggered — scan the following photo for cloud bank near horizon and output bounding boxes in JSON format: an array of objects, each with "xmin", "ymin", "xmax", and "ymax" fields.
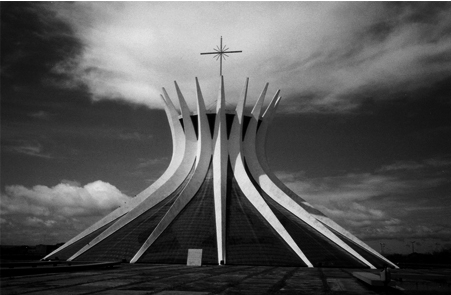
[
  {"xmin": 36, "ymin": 2, "xmax": 451, "ymax": 113},
  {"xmin": 276, "ymin": 155, "xmax": 451, "ymax": 241},
  {"xmin": 0, "ymin": 180, "xmax": 131, "ymax": 245}
]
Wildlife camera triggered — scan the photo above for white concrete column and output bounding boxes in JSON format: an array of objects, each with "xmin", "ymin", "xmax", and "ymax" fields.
[{"xmin": 212, "ymin": 76, "xmax": 228, "ymax": 265}]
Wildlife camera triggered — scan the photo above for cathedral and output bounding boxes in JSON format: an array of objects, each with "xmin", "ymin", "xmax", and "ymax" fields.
[{"xmin": 45, "ymin": 76, "xmax": 397, "ymax": 269}]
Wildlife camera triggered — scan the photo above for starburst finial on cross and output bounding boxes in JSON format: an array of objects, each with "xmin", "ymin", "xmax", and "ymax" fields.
[{"xmin": 201, "ymin": 36, "xmax": 242, "ymax": 76}]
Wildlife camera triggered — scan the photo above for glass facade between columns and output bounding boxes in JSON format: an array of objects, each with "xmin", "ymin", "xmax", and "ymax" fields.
[
  {"xmin": 244, "ymin": 160, "xmax": 367, "ymax": 268},
  {"xmin": 225, "ymin": 161, "xmax": 306, "ymax": 266},
  {"xmin": 45, "ymin": 217, "xmax": 121, "ymax": 261},
  {"xmin": 139, "ymin": 161, "xmax": 217, "ymax": 264}
]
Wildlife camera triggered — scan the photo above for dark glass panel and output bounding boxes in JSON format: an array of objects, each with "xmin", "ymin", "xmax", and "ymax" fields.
[
  {"xmin": 139, "ymin": 160, "xmax": 217, "ymax": 264},
  {"xmin": 45, "ymin": 216, "xmax": 121, "ymax": 261},
  {"xmin": 225, "ymin": 160, "xmax": 305, "ymax": 266}
]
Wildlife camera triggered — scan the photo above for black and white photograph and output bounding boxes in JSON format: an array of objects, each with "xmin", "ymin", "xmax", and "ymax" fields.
[{"xmin": 1, "ymin": 2, "xmax": 451, "ymax": 294}]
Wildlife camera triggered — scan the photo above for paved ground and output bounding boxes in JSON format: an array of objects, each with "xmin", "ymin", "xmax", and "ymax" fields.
[{"xmin": 1, "ymin": 264, "xmax": 450, "ymax": 295}]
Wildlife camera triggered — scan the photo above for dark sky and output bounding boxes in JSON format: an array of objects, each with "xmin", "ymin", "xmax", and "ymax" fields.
[{"xmin": 1, "ymin": 2, "xmax": 451, "ymax": 254}]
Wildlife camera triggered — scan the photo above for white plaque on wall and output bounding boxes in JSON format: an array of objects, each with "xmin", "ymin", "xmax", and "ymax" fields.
[{"xmin": 187, "ymin": 249, "xmax": 203, "ymax": 266}]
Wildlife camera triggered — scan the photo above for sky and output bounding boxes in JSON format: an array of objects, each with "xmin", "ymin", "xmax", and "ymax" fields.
[{"xmin": 1, "ymin": 2, "xmax": 451, "ymax": 255}]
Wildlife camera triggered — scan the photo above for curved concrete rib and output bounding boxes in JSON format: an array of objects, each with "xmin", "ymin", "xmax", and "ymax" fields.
[
  {"xmin": 131, "ymin": 89, "xmax": 186, "ymax": 202},
  {"xmin": 244, "ymin": 91, "xmax": 376, "ymax": 269},
  {"xmin": 130, "ymin": 78, "xmax": 213, "ymax": 263},
  {"xmin": 228, "ymin": 79, "xmax": 314, "ymax": 268},
  {"xmin": 44, "ymin": 92, "xmax": 186, "ymax": 261},
  {"xmin": 212, "ymin": 76, "xmax": 228, "ymax": 264},
  {"xmin": 68, "ymin": 83, "xmax": 199, "ymax": 261}
]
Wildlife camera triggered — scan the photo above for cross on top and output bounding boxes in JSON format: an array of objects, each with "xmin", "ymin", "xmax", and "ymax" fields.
[{"xmin": 201, "ymin": 36, "xmax": 242, "ymax": 76}]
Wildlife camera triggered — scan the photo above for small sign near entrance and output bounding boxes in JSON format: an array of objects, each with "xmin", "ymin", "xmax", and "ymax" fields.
[{"xmin": 187, "ymin": 249, "xmax": 203, "ymax": 266}]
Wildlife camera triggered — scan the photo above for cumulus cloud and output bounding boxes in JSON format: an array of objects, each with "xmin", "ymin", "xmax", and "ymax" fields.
[
  {"xmin": 38, "ymin": 2, "xmax": 451, "ymax": 113},
  {"xmin": 0, "ymin": 180, "xmax": 131, "ymax": 245},
  {"xmin": 2, "ymin": 181, "xmax": 129, "ymax": 217}
]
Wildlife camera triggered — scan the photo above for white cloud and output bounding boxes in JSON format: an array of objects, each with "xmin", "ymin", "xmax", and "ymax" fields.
[
  {"xmin": 0, "ymin": 181, "xmax": 131, "ymax": 244},
  {"xmin": 61, "ymin": 179, "xmax": 82, "ymax": 187},
  {"xmin": 2, "ymin": 181, "xmax": 129, "ymax": 217},
  {"xmin": 43, "ymin": 2, "xmax": 451, "ymax": 113}
]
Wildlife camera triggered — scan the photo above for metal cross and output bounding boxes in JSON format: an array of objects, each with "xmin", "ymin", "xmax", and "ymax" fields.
[{"xmin": 201, "ymin": 36, "xmax": 242, "ymax": 76}]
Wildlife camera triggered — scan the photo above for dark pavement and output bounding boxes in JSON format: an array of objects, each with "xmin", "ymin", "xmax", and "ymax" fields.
[{"xmin": 1, "ymin": 264, "xmax": 450, "ymax": 295}]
